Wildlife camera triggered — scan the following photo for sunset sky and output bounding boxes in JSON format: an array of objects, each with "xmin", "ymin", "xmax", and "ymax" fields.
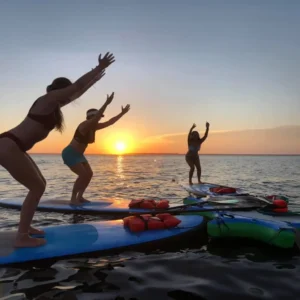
[{"xmin": 0, "ymin": 1, "xmax": 299, "ymax": 155}]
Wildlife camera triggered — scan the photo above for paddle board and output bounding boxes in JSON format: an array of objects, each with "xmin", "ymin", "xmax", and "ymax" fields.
[
  {"xmin": 0, "ymin": 198, "xmax": 175, "ymax": 216},
  {"xmin": 0, "ymin": 215, "xmax": 206, "ymax": 266},
  {"xmin": 181, "ymin": 182, "xmax": 246, "ymax": 197}
]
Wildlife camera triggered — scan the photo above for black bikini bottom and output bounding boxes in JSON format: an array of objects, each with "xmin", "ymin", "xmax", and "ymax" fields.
[{"xmin": 0, "ymin": 132, "xmax": 27, "ymax": 152}]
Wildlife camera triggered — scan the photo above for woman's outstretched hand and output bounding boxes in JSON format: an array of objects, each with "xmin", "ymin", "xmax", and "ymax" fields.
[
  {"xmin": 191, "ymin": 123, "xmax": 196, "ymax": 129},
  {"xmin": 206, "ymin": 122, "xmax": 210, "ymax": 128},
  {"xmin": 121, "ymin": 104, "xmax": 130, "ymax": 115},
  {"xmin": 105, "ymin": 92, "xmax": 114, "ymax": 105},
  {"xmin": 98, "ymin": 52, "xmax": 115, "ymax": 69}
]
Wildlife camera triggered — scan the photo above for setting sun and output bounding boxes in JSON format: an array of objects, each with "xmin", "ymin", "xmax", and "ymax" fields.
[
  {"xmin": 98, "ymin": 131, "xmax": 136, "ymax": 155},
  {"xmin": 115, "ymin": 141, "xmax": 126, "ymax": 153}
]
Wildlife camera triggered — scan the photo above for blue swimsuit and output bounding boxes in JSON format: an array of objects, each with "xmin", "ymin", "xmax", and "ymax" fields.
[{"xmin": 62, "ymin": 126, "xmax": 96, "ymax": 167}]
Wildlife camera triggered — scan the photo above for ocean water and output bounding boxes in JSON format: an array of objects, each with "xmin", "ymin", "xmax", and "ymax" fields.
[{"xmin": 0, "ymin": 154, "xmax": 300, "ymax": 299}]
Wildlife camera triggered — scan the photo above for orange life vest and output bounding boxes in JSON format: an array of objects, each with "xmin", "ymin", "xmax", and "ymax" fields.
[
  {"xmin": 123, "ymin": 213, "xmax": 181, "ymax": 232},
  {"xmin": 271, "ymin": 197, "xmax": 288, "ymax": 213},
  {"xmin": 266, "ymin": 195, "xmax": 289, "ymax": 203},
  {"xmin": 209, "ymin": 186, "xmax": 237, "ymax": 194},
  {"xmin": 128, "ymin": 199, "xmax": 169, "ymax": 209},
  {"xmin": 272, "ymin": 199, "xmax": 287, "ymax": 208}
]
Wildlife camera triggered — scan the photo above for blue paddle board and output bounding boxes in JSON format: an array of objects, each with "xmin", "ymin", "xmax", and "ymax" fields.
[
  {"xmin": 0, "ymin": 198, "xmax": 177, "ymax": 215},
  {"xmin": 0, "ymin": 215, "xmax": 206, "ymax": 266}
]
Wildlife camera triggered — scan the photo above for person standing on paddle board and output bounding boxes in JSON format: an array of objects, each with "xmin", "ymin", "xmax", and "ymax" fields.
[
  {"xmin": 186, "ymin": 122, "xmax": 210, "ymax": 185},
  {"xmin": 0, "ymin": 52, "xmax": 115, "ymax": 248},
  {"xmin": 61, "ymin": 92, "xmax": 130, "ymax": 205}
]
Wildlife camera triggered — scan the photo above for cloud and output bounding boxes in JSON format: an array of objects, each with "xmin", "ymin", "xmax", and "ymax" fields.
[
  {"xmin": 138, "ymin": 125, "xmax": 300, "ymax": 154},
  {"xmin": 141, "ymin": 132, "xmax": 186, "ymax": 144},
  {"xmin": 140, "ymin": 128, "xmax": 251, "ymax": 144}
]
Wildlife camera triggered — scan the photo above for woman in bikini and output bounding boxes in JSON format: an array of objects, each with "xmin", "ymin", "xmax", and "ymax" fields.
[
  {"xmin": 0, "ymin": 52, "xmax": 115, "ymax": 248},
  {"xmin": 61, "ymin": 92, "xmax": 130, "ymax": 205},
  {"xmin": 185, "ymin": 122, "xmax": 210, "ymax": 185}
]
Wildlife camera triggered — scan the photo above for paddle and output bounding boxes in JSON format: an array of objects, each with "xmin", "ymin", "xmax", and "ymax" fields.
[
  {"xmin": 185, "ymin": 194, "xmax": 273, "ymax": 208},
  {"xmin": 129, "ymin": 202, "xmax": 270, "ymax": 216},
  {"xmin": 151, "ymin": 196, "xmax": 247, "ymax": 213},
  {"xmin": 206, "ymin": 194, "xmax": 273, "ymax": 205},
  {"xmin": 130, "ymin": 196, "xmax": 242, "ymax": 212}
]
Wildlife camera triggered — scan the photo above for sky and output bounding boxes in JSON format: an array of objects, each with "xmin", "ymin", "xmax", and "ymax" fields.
[{"xmin": 0, "ymin": 0, "xmax": 299, "ymax": 154}]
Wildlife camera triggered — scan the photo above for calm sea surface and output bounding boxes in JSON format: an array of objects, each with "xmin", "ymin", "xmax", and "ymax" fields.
[{"xmin": 0, "ymin": 154, "xmax": 300, "ymax": 299}]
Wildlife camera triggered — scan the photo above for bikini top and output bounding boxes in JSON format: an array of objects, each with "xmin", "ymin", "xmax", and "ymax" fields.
[
  {"xmin": 188, "ymin": 139, "xmax": 201, "ymax": 152},
  {"xmin": 73, "ymin": 126, "xmax": 96, "ymax": 145},
  {"xmin": 27, "ymin": 100, "xmax": 60, "ymax": 131},
  {"xmin": 188, "ymin": 144, "xmax": 201, "ymax": 152}
]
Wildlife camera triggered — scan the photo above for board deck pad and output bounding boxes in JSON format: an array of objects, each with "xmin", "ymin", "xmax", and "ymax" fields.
[
  {"xmin": 0, "ymin": 215, "xmax": 205, "ymax": 266},
  {"xmin": 181, "ymin": 182, "xmax": 246, "ymax": 197}
]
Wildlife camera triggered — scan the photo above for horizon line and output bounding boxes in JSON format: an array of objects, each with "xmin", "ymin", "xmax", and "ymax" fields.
[{"xmin": 29, "ymin": 152, "xmax": 300, "ymax": 156}]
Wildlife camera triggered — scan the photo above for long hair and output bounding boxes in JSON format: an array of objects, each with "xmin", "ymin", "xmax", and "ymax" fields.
[
  {"xmin": 46, "ymin": 77, "xmax": 72, "ymax": 132},
  {"xmin": 55, "ymin": 108, "xmax": 64, "ymax": 133},
  {"xmin": 190, "ymin": 130, "xmax": 201, "ymax": 141}
]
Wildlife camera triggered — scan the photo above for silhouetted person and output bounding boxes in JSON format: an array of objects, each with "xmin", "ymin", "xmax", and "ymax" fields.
[{"xmin": 185, "ymin": 122, "xmax": 210, "ymax": 184}]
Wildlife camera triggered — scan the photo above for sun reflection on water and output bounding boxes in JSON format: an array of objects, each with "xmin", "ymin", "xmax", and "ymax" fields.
[{"xmin": 117, "ymin": 155, "xmax": 124, "ymax": 180}]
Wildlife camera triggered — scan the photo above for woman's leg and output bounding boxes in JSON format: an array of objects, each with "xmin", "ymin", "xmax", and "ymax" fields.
[
  {"xmin": 25, "ymin": 154, "xmax": 46, "ymax": 185},
  {"xmin": 62, "ymin": 146, "xmax": 87, "ymax": 204},
  {"xmin": 0, "ymin": 139, "xmax": 46, "ymax": 248},
  {"xmin": 185, "ymin": 155, "xmax": 195, "ymax": 185},
  {"xmin": 24, "ymin": 154, "xmax": 47, "ymax": 235},
  {"xmin": 194, "ymin": 156, "xmax": 202, "ymax": 184},
  {"xmin": 78, "ymin": 162, "xmax": 93, "ymax": 202},
  {"xmin": 68, "ymin": 163, "xmax": 91, "ymax": 205}
]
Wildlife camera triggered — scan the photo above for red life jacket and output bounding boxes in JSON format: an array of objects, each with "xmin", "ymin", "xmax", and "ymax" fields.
[
  {"xmin": 209, "ymin": 186, "xmax": 237, "ymax": 194},
  {"xmin": 156, "ymin": 200, "xmax": 169, "ymax": 209},
  {"xmin": 123, "ymin": 213, "xmax": 181, "ymax": 232},
  {"xmin": 271, "ymin": 198, "xmax": 288, "ymax": 213},
  {"xmin": 272, "ymin": 199, "xmax": 287, "ymax": 208},
  {"xmin": 266, "ymin": 195, "xmax": 289, "ymax": 203},
  {"xmin": 128, "ymin": 199, "xmax": 169, "ymax": 209}
]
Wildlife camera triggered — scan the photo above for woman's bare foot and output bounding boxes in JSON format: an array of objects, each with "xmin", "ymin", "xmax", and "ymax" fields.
[
  {"xmin": 198, "ymin": 181, "xmax": 203, "ymax": 184},
  {"xmin": 29, "ymin": 226, "xmax": 45, "ymax": 236},
  {"xmin": 189, "ymin": 181, "xmax": 193, "ymax": 185},
  {"xmin": 14, "ymin": 233, "xmax": 46, "ymax": 248},
  {"xmin": 70, "ymin": 200, "xmax": 83, "ymax": 206},
  {"xmin": 80, "ymin": 197, "xmax": 91, "ymax": 203}
]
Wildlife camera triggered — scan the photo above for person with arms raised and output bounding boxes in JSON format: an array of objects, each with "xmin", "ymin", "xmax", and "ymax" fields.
[
  {"xmin": 0, "ymin": 52, "xmax": 115, "ymax": 248},
  {"xmin": 62, "ymin": 92, "xmax": 130, "ymax": 205},
  {"xmin": 185, "ymin": 122, "xmax": 210, "ymax": 185}
]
